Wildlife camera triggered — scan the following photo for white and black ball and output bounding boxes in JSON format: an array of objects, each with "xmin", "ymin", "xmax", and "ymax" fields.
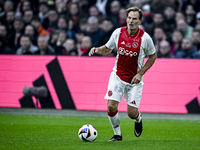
[{"xmin": 78, "ymin": 124, "xmax": 97, "ymax": 142}]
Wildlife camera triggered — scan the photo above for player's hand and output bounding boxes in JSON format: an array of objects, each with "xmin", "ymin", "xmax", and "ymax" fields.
[
  {"xmin": 131, "ymin": 73, "xmax": 142, "ymax": 84},
  {"xmin": 89, "ymin": 47, "xmax": 98, "ymax": 56}
]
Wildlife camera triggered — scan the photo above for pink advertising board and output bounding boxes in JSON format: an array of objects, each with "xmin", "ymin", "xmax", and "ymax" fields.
[{"xmin": 0, "ymin": 55, "xmax": 200, "ymax": 113}]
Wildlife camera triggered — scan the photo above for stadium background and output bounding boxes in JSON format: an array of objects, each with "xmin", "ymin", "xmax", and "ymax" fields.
[{"xmin": 0, "ymin": 0, "xmax": 200, "ymax": 114}]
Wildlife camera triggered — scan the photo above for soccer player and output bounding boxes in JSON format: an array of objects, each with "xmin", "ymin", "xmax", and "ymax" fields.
[{"xmin": 89, "ymin": 7, "xmax": 156, "ymax": 141}]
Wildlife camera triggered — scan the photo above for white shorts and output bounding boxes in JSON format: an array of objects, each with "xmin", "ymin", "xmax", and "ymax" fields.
[{"xmin": 104, "ymin": 72, "xmax": 144, "ymax": 108}]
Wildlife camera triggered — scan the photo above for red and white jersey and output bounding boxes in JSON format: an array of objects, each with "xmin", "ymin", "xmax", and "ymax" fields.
[{"xmin": 105, "ymin": 27, "xmax": 156, "ymax": 83}]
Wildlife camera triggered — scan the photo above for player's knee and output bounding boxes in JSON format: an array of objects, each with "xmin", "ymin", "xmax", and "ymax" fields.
[
  {"xmin": 107, "ymin": 103, "xmax": 117, "ymax": 112},
  {"xmin": 107, "ymin": 105, "xmax": 116, "ymax": 112},
  {"xmin": 127, "ymin": 109, "xmax": 138, "ymax": 119}
]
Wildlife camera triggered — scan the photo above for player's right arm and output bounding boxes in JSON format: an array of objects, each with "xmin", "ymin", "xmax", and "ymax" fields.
[{"xmin": 88, "ymin": 45, "xmax": 112, "ymax": 56}]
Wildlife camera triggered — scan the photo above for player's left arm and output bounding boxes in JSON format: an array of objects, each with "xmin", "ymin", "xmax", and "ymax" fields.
[{"xmin": 131, "ymin": 52, "xmax": 157, "ymax": 84}]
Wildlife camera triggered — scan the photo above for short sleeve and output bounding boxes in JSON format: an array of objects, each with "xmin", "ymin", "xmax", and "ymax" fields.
[
  {"xmin": 105, "ymin": 28, "xmax": 120, "ymax": 50},
  {"xmin": 142, "ymin": 32, "xmax": 156, "ymax": 56}
]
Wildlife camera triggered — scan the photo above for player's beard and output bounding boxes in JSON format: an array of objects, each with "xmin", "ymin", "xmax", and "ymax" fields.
[{"xmin": 128, "ymin": 23, "xmax": 139, "ymax": 30}]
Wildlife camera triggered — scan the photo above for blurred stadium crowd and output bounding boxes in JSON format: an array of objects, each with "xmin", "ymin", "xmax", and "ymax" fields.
[{"xmin": 0, "ymin": 0, "xmax": 200, "ymax": 58}]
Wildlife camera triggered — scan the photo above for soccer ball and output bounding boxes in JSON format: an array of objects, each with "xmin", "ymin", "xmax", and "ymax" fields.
[{"xmin": 78, "ymin": 124, "xmax": 97, "ymax": 142}]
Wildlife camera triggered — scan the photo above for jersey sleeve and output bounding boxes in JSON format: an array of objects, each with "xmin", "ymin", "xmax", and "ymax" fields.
[
  {"xmin": 105, "ymin": 28, "xmax": 120, "ymax": 50},
  {"xmin": 143, "ymin": 32, "xmax": 156, "ymax": 56}
]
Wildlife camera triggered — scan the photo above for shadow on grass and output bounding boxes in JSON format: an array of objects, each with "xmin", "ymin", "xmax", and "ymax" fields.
[{"xmin": 77, "ymin": 139, "xmax": 200, "ymax": 150}]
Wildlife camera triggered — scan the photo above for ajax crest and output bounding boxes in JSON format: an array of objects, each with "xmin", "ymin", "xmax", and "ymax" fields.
[{"xmin": 132, "ymin": 42, "xmax": 139, "ymax": 48}]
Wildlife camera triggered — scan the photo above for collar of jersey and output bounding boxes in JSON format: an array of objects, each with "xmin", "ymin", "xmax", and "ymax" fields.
[{"xmin": 125, "ymin": 27, "xmax": 140, "ymax": 38}]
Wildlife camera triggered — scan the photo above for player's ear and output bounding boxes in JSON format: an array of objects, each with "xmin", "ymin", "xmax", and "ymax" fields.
[{"xmin": 140, "ymin": 19, "xmax": 143, "ymax": 24}]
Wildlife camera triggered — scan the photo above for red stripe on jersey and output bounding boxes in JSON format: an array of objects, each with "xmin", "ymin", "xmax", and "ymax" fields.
[{"xmin": 117, "ymin": 27, "xmax": 144, "ymax": 83}]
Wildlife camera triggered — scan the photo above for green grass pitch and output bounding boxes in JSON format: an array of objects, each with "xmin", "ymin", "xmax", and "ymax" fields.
[{"xmin": 0, "ymin": 113, "xmax": 200, "ymax": 150}]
